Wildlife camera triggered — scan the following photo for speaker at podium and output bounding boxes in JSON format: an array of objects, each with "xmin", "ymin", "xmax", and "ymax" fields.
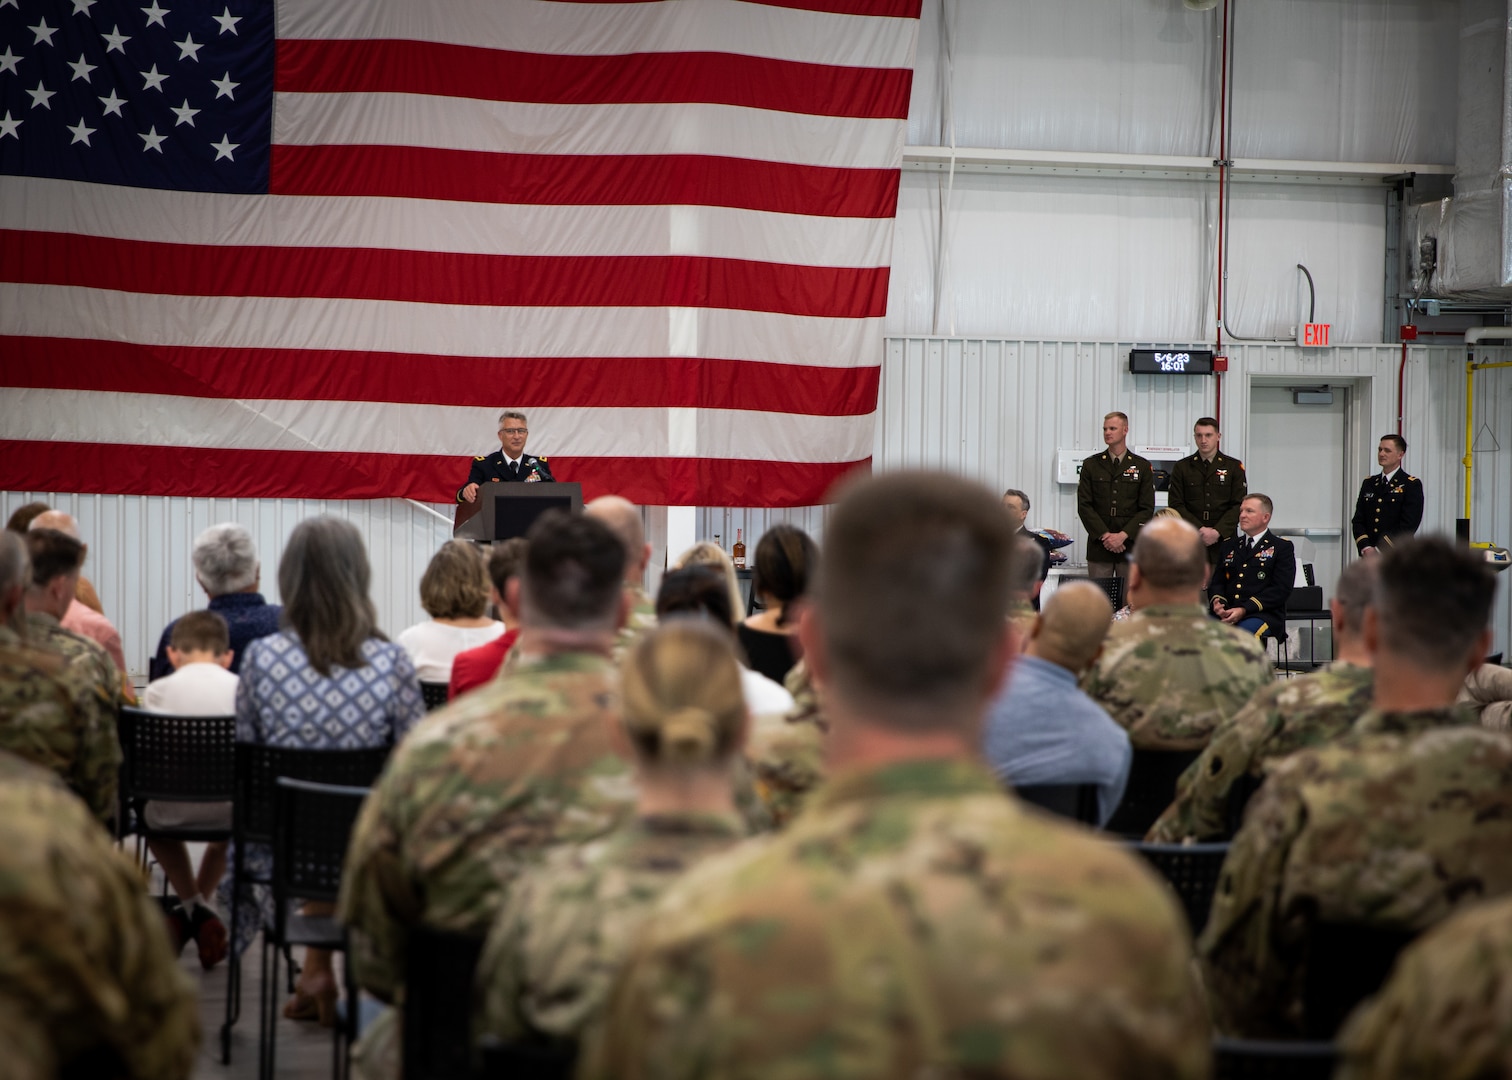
[{"xmin": 453, "ymin": 483, "xmax": 584, "ymax": 542}]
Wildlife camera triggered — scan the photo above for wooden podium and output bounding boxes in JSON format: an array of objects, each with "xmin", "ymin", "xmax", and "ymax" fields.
[{"xmin": 453, "ymin": 483, "xmax": 583, "ymax": 542}]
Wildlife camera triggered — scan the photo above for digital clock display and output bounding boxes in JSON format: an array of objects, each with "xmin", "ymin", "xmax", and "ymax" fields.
[{"xmin": 1128, "ymin": 349, "xmax": 1216, "ymax": 375}]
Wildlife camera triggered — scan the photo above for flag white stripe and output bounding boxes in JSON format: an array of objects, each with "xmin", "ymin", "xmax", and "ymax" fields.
[
  {"xmin": 277, "ymin": 0, "xmax": 918, "ymax": 71},
  {"xmin": 273, "ymin": 93, "xmax": 906, "ymax": 171},
  {"xmin": 1, "ymin": 390, "xmax": 876, "ymax": 463},
  {"xmin": 1, "ymin": 285, "xmax": 884, "ymax": 369},
  {"xmin": 2, "ymin": 177, "xmax": 892, "ymax": 268}
]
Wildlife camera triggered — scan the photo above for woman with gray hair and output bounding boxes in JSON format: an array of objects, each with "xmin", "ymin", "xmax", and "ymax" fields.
[
  {"xmin": 148, "ymin": 522, "xmax": 283, "ymax": 681},
  {"xmin": 226, "ymin": 516, "xmax": 425, "ymax": 1025}
]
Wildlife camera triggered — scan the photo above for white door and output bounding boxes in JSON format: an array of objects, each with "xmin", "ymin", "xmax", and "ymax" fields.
[{"xmin": 1245, "ymin": 383, "xmax": 1348, "ymax": 609}]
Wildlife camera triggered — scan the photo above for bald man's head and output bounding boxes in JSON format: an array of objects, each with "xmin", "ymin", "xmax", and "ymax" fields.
[
  {"xmin": 28, "ymin": 510, "xmax": 80, "ymax": 539},
  {"xmin": 1130, "ymin": 517, "xmax": 1206, "ymax": 600},
  {"xmin": 585, "ymin": 495, "xmax": 650, "ymax": 581},
  {"xmin": 1031, "ymin": 582, "xmax": 1113, "ymax": 673}
]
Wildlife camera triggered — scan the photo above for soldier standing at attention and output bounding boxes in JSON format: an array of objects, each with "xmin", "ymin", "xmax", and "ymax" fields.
[
  {"xmin": 457, "ymin": 409, "xmax": 556, "ymax": 505},
  {"xmin": 582, "ymin": 472, "xmax": 1211, "ymax": 1080},
  {"xmin": 1351, "ymin": 433, "xmax": 1423, "ymax": 555},
  {"xmin": 1168, "ymin": 416, "xmax": 1247, "ymax": 563},
  {"xmin": 1077, "ymin": 411, "xmax": 1156, "ymax": 579}
]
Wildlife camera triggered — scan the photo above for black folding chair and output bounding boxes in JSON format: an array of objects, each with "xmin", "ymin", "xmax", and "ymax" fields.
[
  {"xmin": 260, "ymin": 777, "xmax": 371, "ymax": 1080},
  {"xmin": 1103, "ymin": 748, "xmax": 1201, "ymax": 838},
  {"xmin": 1130, "ymin": 842, "xmax": 1230, "ymax": 935},
  {"xmin": 419, "ymin": 681, "xmax": 450, "ymax": 711},
  {"xmin": 403, "ymin": 925, "xmax": 487, "ymax": 1080},
  {"xmin": 476, "ymin": 1036, "xmax": 578, "ymax": 1080},
  {"xmin": 221, "ymin": 743, "xmax": 392, "ymax": 1065},
  {"xmin": 1301, "ymin": 923, "xmax": 1418, "ymax": 1039},
  {"xmin": 117, "ymin": 705, "xmax": 235, "ymax": 848},
  {"xmin": 1213, "ymin": 1036, "xmax": 1339, "ymax": 1080},
  {"xmin": 1057, "ymin": 574, "xmax": 1125, "ymax": 611},
  {"xmin": 1014, "ymin": 783, "xmax": 1101, "ymax": 826}
]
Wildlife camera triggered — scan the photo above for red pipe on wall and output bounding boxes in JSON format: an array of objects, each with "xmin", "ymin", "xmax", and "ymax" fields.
[{"xmin": 1213, "ymin": 0, "xmax": 1231, "ymax": 425}]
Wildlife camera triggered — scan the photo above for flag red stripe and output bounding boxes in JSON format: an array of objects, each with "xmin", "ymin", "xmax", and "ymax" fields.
[
  {"xmin": 0, "ymin": 441, "xmax": 868, "ymax": 507},
  {"xmin": 556, "ymin": 0, "xmax": 923, "ymax": 15},
  {"xmin": 276, "ymin": 41, "xmax": 913, "ymax": 120},
  {"xmin": 2, "ymin": 231, "xmax": 889, "ymax": 318},
  {"xmin": 0, "ymin": 338, "xmax": 881, "ymax": 416},
  {"xmin": 269, "ymin": 145, "xmax": 902, "ymax": 218}
]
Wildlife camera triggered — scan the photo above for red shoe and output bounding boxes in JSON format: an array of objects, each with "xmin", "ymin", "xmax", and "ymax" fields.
[{"xmin": 189, "ymin": 905, "xmax": 228, "ymax": 970}]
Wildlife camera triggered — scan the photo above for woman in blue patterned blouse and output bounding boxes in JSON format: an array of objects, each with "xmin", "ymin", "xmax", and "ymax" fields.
[{"xmin": 228, "ymin": 516, "xmax": 425, "ymax": 1025}]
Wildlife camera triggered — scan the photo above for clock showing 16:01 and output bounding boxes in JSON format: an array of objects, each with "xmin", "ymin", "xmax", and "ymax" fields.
[{"xmin": 1128, "ymin": 349, "xmax": 1216, "ymax": 375}]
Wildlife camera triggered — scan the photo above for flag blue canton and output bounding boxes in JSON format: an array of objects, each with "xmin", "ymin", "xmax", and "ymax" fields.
[{"xmin": 0, "ymin": 0, "xmax": 271, "ymax": 192}]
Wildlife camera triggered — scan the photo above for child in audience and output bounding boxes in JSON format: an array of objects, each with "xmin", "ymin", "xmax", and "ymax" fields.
[{"xmin": 141, "ymin": 609, "xmax": 238, "ymax": 969}]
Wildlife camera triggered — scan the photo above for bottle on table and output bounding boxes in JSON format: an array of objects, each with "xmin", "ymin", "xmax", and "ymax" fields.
[{"xmin": 732, "ymin": 529, "xmax": 746, "ymax": 570}]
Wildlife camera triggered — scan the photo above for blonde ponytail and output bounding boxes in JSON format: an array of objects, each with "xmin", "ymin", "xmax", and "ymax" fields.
[{"xmin": 622, "ymin": 622, "xmax": 745, "ymax": 766}]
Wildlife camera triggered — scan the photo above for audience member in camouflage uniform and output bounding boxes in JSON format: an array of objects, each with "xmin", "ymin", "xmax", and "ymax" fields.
[
  {"xmin": 583, "ymin": 473, "xmax": 1210, "ymax": 1080},
  {"xmin": 1337, "ymin": 891, "xmax": 1512, "ymax": 1080},
  {"xmin": 1459, "ymin": 660, "xmax": 1512, "ymax": 730},
  {"xmin": 1081, "ymin": 516, "xmax": 1269, "ymax": 750},
  {"xmin": 741, "ymin": 658, "xmax": 828, "ymax": 827},
  {"xmin": 339, "ymin": 512, "xmax": 639, "ymax": 1079},
  {"xmin": 1147, "ymin": 559, "xmax": 1378, "ymax": 842},
  {"xmin": 1200, "ymin": 536, "xmax": 1510, "ymax": 1038},
  {"xmin": 0, "ymin": 749, "xmax": 200, "ymax": 1079},
  {"xmin": 585, "ymin": 495, "xmax": 657, "ymax": 661},
  {"xmin": 19, "ymin": 528, "xmax": 122, "ymax": 825},
  {"xmin": 474, "ymin": 621, "xmax": 751, "ymax": 1059},
  {"xmin": 0, "ymin": 534, "xmax": 87, "ymax": 789}
]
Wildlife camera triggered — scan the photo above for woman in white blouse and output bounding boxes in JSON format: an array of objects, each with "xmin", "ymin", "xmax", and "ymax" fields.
[{"xmin": 397, "ymin": 540, "xmax": 505, "ymax": 682}]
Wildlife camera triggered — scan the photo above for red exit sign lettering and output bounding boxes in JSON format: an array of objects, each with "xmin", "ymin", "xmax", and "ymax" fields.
[{"xmin": 1300, "ymin": 323, "xmax": 1332, "ymax": 347}]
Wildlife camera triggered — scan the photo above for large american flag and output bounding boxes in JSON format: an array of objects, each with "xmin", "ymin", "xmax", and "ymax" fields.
[{"xmin": 0, "ymin": 0, "xmax": 918, "ymax": 507}]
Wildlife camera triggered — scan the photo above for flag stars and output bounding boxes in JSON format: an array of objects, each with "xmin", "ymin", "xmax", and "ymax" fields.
[
  {"xmin": 102, "ymin": 26, "xmax": 130, "ymax": 53},
  {"xmin": 71, "ymin": 0, "xmax": 97, "ymax": 13},
  {"xmin": 68, "ymin": 54, "xmax": 97, "ymax": 82},
  {"xmin": 174, "ymin": 33, "xmax": 202, "ymax": 61},
  {"xmin": 170, "ymin": 98, "xmax": 198, "ymax": 126},
  {"xmin": 0, "ymin": 47, "xmax": 19, "ymax": 76},
  {"xmin": 212, "ymin": 6, "xmax": 240, "ymax": 35},
  {"xmin": 98, "ymin": 88, "xmax": 125, "ymax": 116},
  {"xmin": 141, "ymin": 1, "xmax": 168, "ymax": 28},
  {"xmin": 141, "ymin": 63, "xmax": 168, "ymax": 91},
  {"xmin": 67, "ymin": 118, "xmax": 95, "ymax": 145},
  {"xmin": 0, "ymin": 0, "xmax": 20, "ymax": 9},
  {"xmin": 211, "ymin": 133, "xmax": 237, "ymax": 160},
  {"xmin": 30, "ymin": 18, "xmax": 59, "ymax": 46},
  {"xmin": 139, "ymin": 124, "xmax": 166, "ymax": 152},
  {"xmin": 0, "ymin": 111, "xmax": 20, "ymax": 139},
  {"xmin": 26, "ymin": 81, "xmax": 55, "ymax": 109},
  {"xmin": 211, "ymin": 71, "xmax": 237, "ymax": 99}
]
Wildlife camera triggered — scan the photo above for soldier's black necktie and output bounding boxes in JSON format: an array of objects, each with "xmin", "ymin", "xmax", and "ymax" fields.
[{"xmin": 511, "ymin": 460, "xmax": 519, "ymax": 476}]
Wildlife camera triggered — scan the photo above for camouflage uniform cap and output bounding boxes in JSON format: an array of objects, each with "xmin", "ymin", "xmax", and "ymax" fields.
[
  {"xmin": 15, "ymin": 614, "xmax": 122, "ymax": 826},
  {"xmin": 1199, "ymin": 710, "xmax": 1512, "ymax": 1038},
  {"xmin": 0, "ymin": 749, "xmax": 199, "ymax": 1079},
  {"xmin": 1080, "ymin": 602, "xmax": 1270, "ymax": 750},
  {"xmin": 1336, "ymin": 891, "xmax": 1512, "ymax": 1080},
  {"xmin": 581, "ymin": 758, "xmax": 1211, "ymax": 1080},
  {"xmin": 1147, "ymin": 661, "xmax": 1374, "ymax": 843},
  {"xmin": 474, "ymin": 810, "xmax": 746, "ymax": 1048}
]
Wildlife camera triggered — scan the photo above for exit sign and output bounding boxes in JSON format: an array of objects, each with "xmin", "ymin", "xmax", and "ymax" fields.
[{"xmin": 1300, "ymin": 323, "xmax": 1332, "ymax": 347}]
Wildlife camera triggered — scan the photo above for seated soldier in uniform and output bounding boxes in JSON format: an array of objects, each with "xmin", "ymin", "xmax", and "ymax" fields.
[
  {"xmin": 582, "ymin": 472, "xmax": 1210, "ymax": 1080},
  {"xmin": 1200, "ymin": 536, "xmax": 1511, "ymax": 1038},
  {"xmin": 1209, "ymin": 493, "xmax": 1296, "ymax": 639}
]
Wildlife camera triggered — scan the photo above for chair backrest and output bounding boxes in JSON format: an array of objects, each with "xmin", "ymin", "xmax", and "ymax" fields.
[
  {"xmin": 234, "ymin": 743, "xmax": 392, "ymax": 847},
  {"xmin": 419, "ymin": 680, "xmax": 450, "ymax": 711},
  {"xmin": 1212, "ymin": 1036, "xmax": 1339, "ymax": 1080},
  {"xmin": 402, "ymin": 925, "xmax": 486, "ymax": 1080},
  {"xmin": 1103, "ymin": 748, "xmax": 1201, "ymax": 837},
  {"xmin": 476, "ymin": 1036, "xmax": 578, "ymax": 1080},
  {"xmin": 1058, "ymin": 574, "xmax": 1125, "ymax": 611},
  {"xmin": 1302, "ymin": 922, "xmax": 1419, "ymax": 1039},
  {"xmin": 1288, "ymin": 585, "xmax": 1324, "ymax": 612},
  {"xmin": 1131, "ymin": 842, "xmax": 1230, "ymax": 935},
  {"xmin": 272, "ymin": 777, "xmax": 370, "ymax": 907},
  {"xmin": 1015, "ymin": 783, "xmax": 1100, "ymax": 826},
  {"xmin": 119, "ymin": 705, "xmax": 236, "ymax": 803}
]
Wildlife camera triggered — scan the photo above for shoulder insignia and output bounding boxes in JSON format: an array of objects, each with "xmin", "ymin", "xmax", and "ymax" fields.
[
  {"xmin": 538, "ymin": 455, "xmax": 548, "ymax": 461},
  {"xmin": 1406, "ymin": 474, "xmax": 1417, "ymax": 482},
  {"xmin": 474, "ymin": 455, "xmax": 486, "ymax": 461}
]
